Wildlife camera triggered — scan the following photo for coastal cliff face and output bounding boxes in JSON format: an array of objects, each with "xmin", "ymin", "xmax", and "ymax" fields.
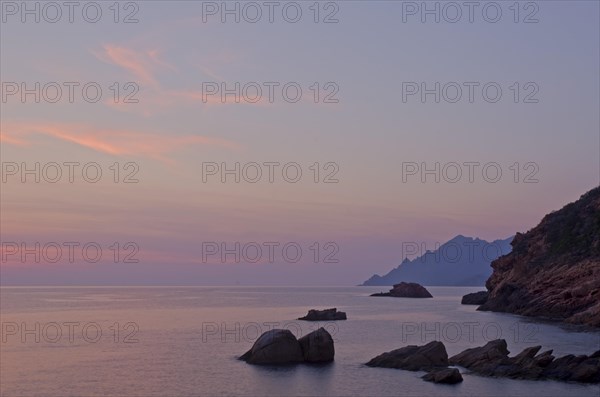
[{"xmin": 479, "ymin": 187, "xmax": 600, "ymax": 327}]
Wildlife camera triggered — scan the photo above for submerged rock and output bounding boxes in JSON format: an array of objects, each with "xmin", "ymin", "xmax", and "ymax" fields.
[
  {"xmin": 365, "ymin": 341, "xmax": 448, "ymax": 371},
  {"xmin": 370, "ymin": 282, "xmax": 433, "ymax": 298},
  {"xmin": 298, "ymin": 308, "xmax": 347, "ymax": 321}
]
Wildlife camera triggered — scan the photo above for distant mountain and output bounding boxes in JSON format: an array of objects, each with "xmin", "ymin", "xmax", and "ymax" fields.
[
  {"xmin": 362, "ymin": 235, "xmax": 513, "ymax": 286},
  {"xmin": 479, "ymin": 187, "xmax": 600, "ymax": 327}
]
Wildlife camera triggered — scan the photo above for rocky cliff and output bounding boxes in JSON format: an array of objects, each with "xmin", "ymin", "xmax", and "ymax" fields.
[{"xmin": 479, "ymin": 187, "xmax": 600, "ymax": 327}]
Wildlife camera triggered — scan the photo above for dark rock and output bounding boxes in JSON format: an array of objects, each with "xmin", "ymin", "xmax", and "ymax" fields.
[
  {"xmin": 298, "ymin": 327, "xmax": 334, "ymax": 363},
  {"xmin": 366, "ymin": 341, "xmax": 448, "ymax": 371},
  {"xmin": 533, "ymin": 350, "xmax": 555, "ymax": 367},
  {"xmin": 511, "ymin": 345, "xmax": 542, "ymax": 365},
  {"xmin": 370, "ymin": 282, "xmax": 433, "ymax": 298},
  {"xmin": 449, "ymin": 339, "xmax": 509, "ymax": 369},
  {"xmin": 422, "ymin": 368, "xmax": 463, "ymax": 384},
  {"xmin": 298, "ymin": 308, "xmax": 347, "ymax": 321},
  {"xmin": 461, "ymin": 291, "xmax": 489, "ymax": 305},
  {"xmin": 239, "ymin": 329, "xmax": 303, "ymax": 365},
  {"xmin": 543, "ymin": 353, "xmax": 600, "ymax": 383},
  {"xmin": 449, "ymin": 339, "xmax": 600, "ymax": 383},
  {"xmin": 366, "ymin": 338, "xmax": 599, "ymax": 383}
]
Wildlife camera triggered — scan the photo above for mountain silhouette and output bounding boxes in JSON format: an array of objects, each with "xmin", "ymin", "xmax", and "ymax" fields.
[{"xmin": 362, "ymin": 235, "xmax": 513, "ymax": 286}]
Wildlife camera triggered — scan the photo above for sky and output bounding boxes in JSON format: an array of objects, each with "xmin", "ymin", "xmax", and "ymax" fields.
[{"xmin": 1, "ymin": 1, "xmax": 599, "ymax": 285}]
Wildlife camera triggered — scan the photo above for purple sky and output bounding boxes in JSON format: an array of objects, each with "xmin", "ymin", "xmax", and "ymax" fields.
[{"xmin": 1, "ymin": 1, "xmax": 599, "ymax": 285}]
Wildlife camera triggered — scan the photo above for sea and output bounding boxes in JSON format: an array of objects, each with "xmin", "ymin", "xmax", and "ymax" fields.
[{"xmin": 1, "ymin": 286, "xmax": 599, "ymax": 397}]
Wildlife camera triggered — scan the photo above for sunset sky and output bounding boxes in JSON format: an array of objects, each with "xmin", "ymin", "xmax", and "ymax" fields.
[{"xmin": 1, "ymin": 1, "xmax": 598, "ymax": 285}]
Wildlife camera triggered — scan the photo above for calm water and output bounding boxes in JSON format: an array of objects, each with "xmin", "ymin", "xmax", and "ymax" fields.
[{"xmin": 1, "ymin": 286, "xmax": 599, "ymax": 397}]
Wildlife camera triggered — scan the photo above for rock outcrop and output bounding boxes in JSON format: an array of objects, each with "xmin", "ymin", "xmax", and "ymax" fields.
[
  {"xmin": 479, "ymin": 187, "xmax": 600, "ymax": 327},
  {"xmin": 298, "ymin": 308, "xmax": 347, "ymax": 321},
  {"xmin": 449, "ymin": 339, "xmax": 600, "ymax": 383},
  {"xmin": 422, "ymin": 368, "xmax": 463, "ymax": 384},
  {"xmin": 365, "ymin": 341, "xmax": 448, "ymax": 371},
  {"xmin": 370, "ymin": 282, "xmax": 433, "ymax": 298},
  {"xmin": 366, "ymin": 339, "xmax": 599, "ymax": 384},
  {"xmin": 449, "ymin": 339, "xmax": 510, "ymax": 369},
  {"xmin": 461, "ymin": 291, "xmax": 489, "ymax": 305},
  {"xmin": 298, "ymin": 327, "xmax": 335, "ymax": 362},
  {"xmin": 239, "ymin": 329, "xmax": 303, "ymax": 365},
  {"xmin": 240, "ymin": 328, "xmax": 335, "ymax": 365}
]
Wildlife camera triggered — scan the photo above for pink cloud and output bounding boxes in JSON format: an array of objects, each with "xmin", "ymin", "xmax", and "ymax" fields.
[
  {"xmin": 0, "ymin": 121, "xmax": 240, "ymax": 162},
  {"xmin": 0, "ymin": 133, "xmax": 30, "ymax": 146},
  {"xmin": 94, "ymin": 44, "xmax": 170, "ymax": 88},
  {"xmin": 93, "ymin": 44, "xmax": 271, "ymax": 115}
]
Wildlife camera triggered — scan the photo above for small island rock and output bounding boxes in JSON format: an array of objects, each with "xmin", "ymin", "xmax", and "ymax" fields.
[
  {"xmin": 240, "ymin": 328, "xmax": 335, "ymax": 365},
  {"xmin": 298, "ymin": 308, "xmax": 347, "ymax": 321},
  {"xmin": 370, "ymin": 282, "xmax": 433, "ymax": 298}
]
